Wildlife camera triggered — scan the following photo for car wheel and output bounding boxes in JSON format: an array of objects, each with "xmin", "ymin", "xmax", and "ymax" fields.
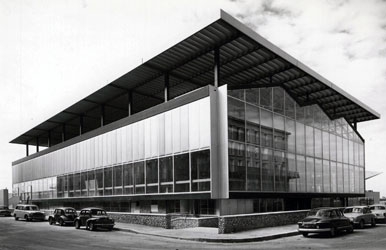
[
  {"xmin": 330, "ymin": 227, "xmax": 336, "ymax": 237},
  {"xmin": 49, "ymin": 217, "xmax": 54, "ymax": 225},
  {"xmin": 14, "ymin": 214, "xmax": 18, "ymax": 221},
  {"xmin": 302, "ymin": 232, "xmax": 308, "ymax": 237},
  {"xmin": 89, "ymin": 222, "xmax": 95, "ymax": 231},
  {"xmin": 59, "ymin": 219, "xmax": 64, "ymax": 226},
  {"xmin": 24, "ymin": 215, "xmax": 30, "ymax": 221},
  {"xmin": 371, "ymin": 219, "xmax": 376, "ymax": 227},
  {"xmin": 347, "ymin": 225, "xmax": 354, "ymax": 233},
  {"xmin": 75, "ymin": 220, "xmax": 80, "ymax": 229},
  {"xmin": 359, "ymin": 220, "xmax": 364, "ymax": 229}
]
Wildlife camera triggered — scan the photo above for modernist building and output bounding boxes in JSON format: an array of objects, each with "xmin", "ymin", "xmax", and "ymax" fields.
[{"xmin": 11, "ymin": 11, "xmax": 380, "ymax": 215}]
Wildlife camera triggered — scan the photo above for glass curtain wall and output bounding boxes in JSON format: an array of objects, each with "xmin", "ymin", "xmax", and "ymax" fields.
[{"xmin": 228, "ymin": 87, "xmax": 365, "ymax": 194}]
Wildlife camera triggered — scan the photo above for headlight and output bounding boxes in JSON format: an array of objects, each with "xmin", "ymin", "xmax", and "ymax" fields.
[{"xmin": 316, "ymin": 225, "xmax": 320, "ymax": 229}]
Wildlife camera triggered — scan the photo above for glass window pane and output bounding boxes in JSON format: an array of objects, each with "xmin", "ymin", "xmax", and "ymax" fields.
[
  {"xmin": 296, "ymin": 122, "xmax": 305, "ymax": 155},
  {"xmin": 349, "ymin": 165, "xmax": 355, "ymax": 193},
  {"xmin": 174, "ymin": 153, "xmax": 189, "ymax": 182},
  {"xmin": 160, "ymin": 157, "xmax": 173, "ymax": 183},
  {"xmin": 296, "ymin": 155, "xmax": 306, "ymax": 192},
  {"xmin": 337, "ymin": 162, "xmax": 343, "ymax": 193},
  {"xmin": 285, "ymin": 118, "xmax": 295, "ymax": 153},
  {"xmin": 245, "ymin": 88, "xmax": 259, "ymax": 106},
  {"xmin": 287, "ymin": 153, "xmax": 297, "ymax": 192},
  {"xmin": 246, "ymin": 104, "xmax": 260, "ymax": 145},
  {"xmin": 306, "ymin": 126, "xmax": 314, "ymax": 156},
  {"xmin": 246, "ymin": 146, "xmax": 260, "ymax": 191},
  {"xmin": 306, "ymin": 157, "xmax": 315, "ymax": 192},
  {"xmin": 285, "ymin": 92, "xmax": 295, "ymax": 119},
  {"xmin": 322, "ymin": 131, "xmax": 330, "ymax": 160},
  {"xmin": 315, "ymin": 159, "xmax": 322, "ymax": 193},
  {"xmin": 229, "ymin": 142, "xmax": 246, "ymax": 191},
  {"xmin": 343, "ymin": 138, "xmax": 349, "ymax": 163},
  {"xmin": 95, "ymin": 169, "xmax": 103, "ymax": 196},
  {"xmin": 146, "ymin": 159, "xmax": 158, "ymax": 184},
  {"xmin": 273, "ymin": 114, "xmax": 285, "ymax": 150},
  {"xmin": 295, "ymin": 104, "xmax": 305, "ymax": 124},
  {"xmin": 261, "ymin": 110, "xmax": 273, "ymax": 148},
  {"xmin": 273, "ymin": 87, "xmax": 284, "ymax": 115},
  {"xmin": 314, "ymin": 128, "xmax": 322, "ymax": 158},
  {"xmin": 191, "ymin": 150, "xmax": 210, "ymax": 180},
  {"xmin": 228, "ymin": 89, "xmax": 244, "ymax": 100},
  {"xmin": 104, "ymin": 167, "xmax": 112, "ymax": 196},
  {"xmin": 113, "ymin": 165, "xmax": 122, "ymax": 195},
  {"xmin": 134, "ymin": 162, "xmax": 145, "ymax": 194},
  {"xmin": 330, "ymin": 161, "xmax": 337, "ymax": 193},
  {"xmin": 260, "ymin": 88, "xmax": 272, "ymax": 110},
  {"xmin": 261, "ymin": 148, "xmax": 273, "ymax": 191},
  {"xmin": 123, "ymin": 163, "xmax": 133, "ymax": 194},
  {"xmin": 304, "ymin": 106, "xmax": 314, "ymax": 126},
  {"xmin": 343, "ymin": 164, "xmax": 349, "ymax": 193},
  {"xmin": 274, "ymin": 150, "xmax": 286, "ymax": 192},
  {"xmin": 228, "ymin": 98, "xmax": 245, "ymax": 142}
]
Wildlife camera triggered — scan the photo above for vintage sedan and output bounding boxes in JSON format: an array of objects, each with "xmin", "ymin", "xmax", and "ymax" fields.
[
  {"xmin": 343, "ymin": 206, "xmax": 376, "ymax": 228},
  {"xmin": 369, "ymin": 204, "xmax": 386, "ymax": 222},
  {"xmin": 0, "ymin": 206, "xmax": 12, "ymax": 217},
  {"xmin": 48, "ymin": 207, "xmax": 77, "ymax": 226},
  {"xmin": 74, "ymin": 208, "xmax": 114, "ymax": 231},
  {"xmin": 298, "ymin": 207, "xmax": 354, "ymax": 237},
  {"xmin": 14, "ymin": 204, "xmax": 45, "ymax": 221}
]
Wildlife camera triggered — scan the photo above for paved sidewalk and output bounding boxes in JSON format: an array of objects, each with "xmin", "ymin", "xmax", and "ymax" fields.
[{"xmin": 114, "ymin": 223, "xmax": 299, "ymax": 243}]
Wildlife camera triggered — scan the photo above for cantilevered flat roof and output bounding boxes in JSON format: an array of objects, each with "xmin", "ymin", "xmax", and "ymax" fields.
[{"xmin": 10, "ymin": 10, "xmax": 380, "ymax": 147}]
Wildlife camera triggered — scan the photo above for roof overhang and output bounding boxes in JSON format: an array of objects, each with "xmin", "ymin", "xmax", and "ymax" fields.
[{"xmin": 10, "ymin": 10, "xmax": 380, "ymax": 147}]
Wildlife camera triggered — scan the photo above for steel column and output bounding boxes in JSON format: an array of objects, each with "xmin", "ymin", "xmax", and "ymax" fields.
[
  {"xmin": 214, "ymin": 47, "xmax": 220, "ymax": 88},
  {"xmin": 48, "ymin": 131, "xmax": 51, "ymax": 147},
  {"xmin": 127, "ymin": 91, "xmax": 132, "ymax": 116},
  {"xmin": 100, "ymin": 105, "xmax": 105, "ymax": 126},
  {"xmin": 36, "ymin": 136, "xmax": 39, "ymax": 153},
  {"xmin": 164, "ymin": 73, "xmax": 169, "ymax": 102},
  {"xmin": 26, "ymin": 142, "xmax": 29, "ymax": 156},
  {"xmin": 62, "ymin": 124, "xmax": 66, "ymax": 142},
  {"xmin": 79, "ymin": 115, "xmax": 84, "ymax": 135}
]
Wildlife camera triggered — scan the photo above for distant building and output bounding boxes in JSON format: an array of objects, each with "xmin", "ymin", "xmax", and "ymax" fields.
[
  {"xmin": 0, "ymin": 189, "xmax": 9, "ymax": 207},
  {"xmin": 10, "ymin": 11, "xmax": 380, "ymax": 215}
]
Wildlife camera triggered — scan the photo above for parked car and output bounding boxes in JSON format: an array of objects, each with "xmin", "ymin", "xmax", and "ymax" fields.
[
  {"xmin": 48, "ymin": 207, "xmax": 77, "ymax": 226},
  {"xmin": 343, "ymin": 206, "xmax": 376, "ymax": 228},
  {"xmin": 298, "ymin": 207, "xmax": 354, "ymax": 237},
  {"xmin": 369, "ymin": 204, "xmax": 386, "ymax": 222},
  {"xmin": 74, "ymin": 208, "xmax": 114, "ymax": 231},
  {"xmin": 0, "ymin": 206, "xmax": 12, "ymax": 217},
  {"xmin": 14, "ymin": 204, "xmax": 45, "ymax": 221}
]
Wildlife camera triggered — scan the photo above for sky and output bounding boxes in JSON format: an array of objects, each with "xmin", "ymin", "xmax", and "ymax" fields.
[{"xmin": 1, "ymin": 0, "xmax": 385, "ymax": 196}]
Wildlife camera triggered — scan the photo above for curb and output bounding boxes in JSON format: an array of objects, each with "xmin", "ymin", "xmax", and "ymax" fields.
[{"xmin": 114, "ymin": 227, "xmax": 300, "ymax": 243}]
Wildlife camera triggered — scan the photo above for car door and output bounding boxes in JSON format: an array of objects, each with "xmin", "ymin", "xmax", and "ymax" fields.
[
  {"xmin": 80, "ymin": 210, "xmax": 90, "ymax": 226},
  {"xmin": 363, "ymin": 207, "xmax": 371, "ymax": 224}
]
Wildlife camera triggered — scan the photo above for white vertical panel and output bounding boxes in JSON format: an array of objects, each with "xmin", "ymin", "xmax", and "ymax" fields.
[
  {"xmin": 199, "ymin": 97, "xmax": 211, "ymax": 148},
  {"xmin": 158, "ymin": 114, "xmax": 165, "ymax": 156},
  {"xmin": 127, "ymin": 125, "xmax": 133, "ymax": 162},
  {"xmin": 180, "ymin": 105, "xmax": 189, "ymax": 152},
  {"xmin": 132, "ymin": 123, "xmax": 139, "ymax": 161},
  {"xmin": 90, "ymin": 137, "xmax": 95, "ymax": 169},
  {"xmin": 111, "ymin": 130, "xmax": 117, "ymax": 165},
  {"xmin": 138, "ymin": 120, "xmax": 145, "ymax": 160},
  {"xmin": 151, "ymin": 116, "xmax": 159, "ymax": 157},
  {"xmin": 116, "ymin": 128, "xmax": 123, "ymax": 164},
  {"xmin": 103, "ymin": 133, "xmax": 109, "ymax": 166},
  {"xmin": 172, "ymin": 108, "xmax": 181, "ymax": 153},
  {"xmin": 189, "ymin": 101, "xmax": 200, "ymax": 150},
  {"xmin": 165, "ymin": 111, "xmax": 173, "ymax": 155},
  {"xmin": 121, "ymin": 126, "xmax": 128, "ymax": 162},
  {"xmin": 144, "ymin": 118, "xmax": 151, "ymax": 158}
]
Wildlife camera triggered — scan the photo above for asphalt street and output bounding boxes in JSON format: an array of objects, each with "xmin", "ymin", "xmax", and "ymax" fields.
[{"xmin": 1, "ymin": 216, "xmax": 386, "ymax": 250}]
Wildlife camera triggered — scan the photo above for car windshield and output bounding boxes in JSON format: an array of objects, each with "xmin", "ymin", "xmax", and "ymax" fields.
[
  {"xmin": 344, "ymin": 208, "xmax": 353, "ymax": 213},
  {"xmin": 65, "ymin": 209, "xmax": 76, "ymax": 214},
  {"xmin": 90, "ymin": 210, "xmax": 106, "ymax": 216},
  {"xmin": 307, "ymin": 209, "xmax": 332, "ymax": 217},
  {"xmin": 27, "ymin": 206, "xmax": 38, "ymax": 211},
  {"xmin": 352, "ymin": 208, "xmax": 363, "ymax": 213}
]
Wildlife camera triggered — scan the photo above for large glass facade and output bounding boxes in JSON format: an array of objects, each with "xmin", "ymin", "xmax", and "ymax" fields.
[{"xmin": 228, "ymin": 87, "xmax": 365, "ymax": 194}]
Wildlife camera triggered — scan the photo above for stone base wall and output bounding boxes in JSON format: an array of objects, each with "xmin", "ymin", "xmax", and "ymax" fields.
[
  {"xmin": 218, "ymin": 210, "xmax": 309, "ymax": 234},
  {"xmin": 109, "ymin": 212, "xmax": 168, "ymax": 228},
  {"xmin": 171, "ymin": 217, "xmax": 218, "ymax": 229}
]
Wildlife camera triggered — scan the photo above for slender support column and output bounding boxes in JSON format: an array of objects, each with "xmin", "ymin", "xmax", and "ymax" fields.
[
  {"xmin": 164, "ymin": 73, "xmax": 169, "ymax": 102},
  {"xmin": 47, "ymin": 131, "xmax": 51, "ymax": 147},
  {"xmin": 36, "ymin": 136, "xmax": 39, "ymax": 153},
  {"xmin": 79, "ymin": 115, "xmax": 84, "ymax": 135},
  {"xmin": 127, "ymin": 91, "xmax": 132, "ymax": 116},
  {"xmin": 214, "ymin": 47, "xmax": 220, "ymax": 88},
  {"xmin": 100, "ymin": 105, "xmax": 105, "ymax": 126},
  {"xmin": 353, "ymin": 118, "xmax": 357, "ymax": 131},
  {"xmin": 62, "ymin": 124, "xmax": 66, "ymax": 142},
  {"xmin": 26, "ymin": 142, "xmax": 29, "ymax": 157}
]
